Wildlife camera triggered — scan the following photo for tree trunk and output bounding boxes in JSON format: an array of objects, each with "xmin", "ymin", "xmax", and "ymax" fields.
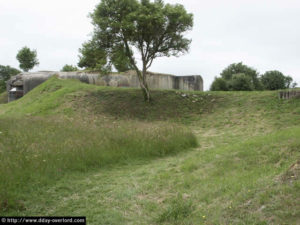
[
  {"xmin": 122, "ymin": 39, "xmax": 151, "ymax": 101},
  {"xmin": 136, "ymin": 68, "xmax": 151, "ymax": 102},
  {"xmin": 140, "ymin": 81, "xmax": 151, "ymax": 102}
]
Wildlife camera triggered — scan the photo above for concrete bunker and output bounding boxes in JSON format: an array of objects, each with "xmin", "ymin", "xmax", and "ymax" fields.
[{"xmin": 6, "ymin": 70, "xmax": 203, "ymax": 102}]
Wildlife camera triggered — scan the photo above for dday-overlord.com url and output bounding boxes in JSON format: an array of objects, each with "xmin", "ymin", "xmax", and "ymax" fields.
[{"xmin": 0, "ymin": 217, "xmax": 86, "ymax": 225}]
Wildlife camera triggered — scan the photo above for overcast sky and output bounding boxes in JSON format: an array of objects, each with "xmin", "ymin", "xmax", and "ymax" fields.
[{"xmin": 1, "ymin": 0, "xmax": 299, "ymax": 90}]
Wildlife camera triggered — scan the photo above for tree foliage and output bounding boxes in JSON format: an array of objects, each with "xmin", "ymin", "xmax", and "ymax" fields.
[
  {"xmin": 61, "ymin": 64, "xmax": 78, "ymax": 72},
  {"xmin": 110, "ymin": 44, "xmax": 132, "ymax": 72},
  {"xmin": 78, "ymin": 38, "xmax": 132, "ymax": 73},
  {"xmin": 80, "ymin": 0, "xmax": 193, "ymax": 101},
  {"xmin": 16, "ymin": 47, "xmax": 39, "ymax": 72},
  {"xmin": 261, "ymin": 70, "xmax": 296, "ymax": 90},
  {"xmin": 210, "ymin": 77, "xmax": 228, "ymax": 91},
  {"xmin": 221, "ymin": 62, "xmax": 261, "ymax": 90},
  {"xmin": 0, "ymin": 65, "xmax": 20, "ymax": 92},
  {"xmin": 211, "ymin": 63, "xmax": 297, "ymax": 91},
  {"xmin": 210, "ymin": 62, "xmax": 260, "ymax": 91},
  {"xmin": 229, "ymin": 73, "xmax": 254, "ymax": 91},
  {"xmin": 78, "ymin": 39, "xmax": 109, "ymax": 71}
]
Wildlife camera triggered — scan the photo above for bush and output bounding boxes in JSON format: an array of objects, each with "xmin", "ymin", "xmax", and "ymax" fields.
[
  {"xmin": 210, "ymin": 77, "xmax": 228, "ymax": 91},
  {"xmin": 221, "ymin": 62, "xmax": 261, "ymax": 90},
  {"xmin": 261, "ymin": 70, "xmax": 294, "ymax": 90},
  {"xmin": 212, "ymin": 63, "xmax": 298, "ymax": 91},
  {"xmin": 229, "ymin": 73, "xmax": 254, "ymax": 91},
  {"xmin": 211, "ymin": 73, "xmax": 254, "ymax": 91},
  {"xmin": 61, "ymin": 64, "xmax": 78, "ymax": 72},
  {"xmin": 0, "ymin": 65, "xmax": 20, "ymax": 92}
]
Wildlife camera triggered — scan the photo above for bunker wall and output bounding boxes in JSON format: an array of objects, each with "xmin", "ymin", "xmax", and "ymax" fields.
[{"xmin": 7, "ymin": 71, "xmax": 203, "ymax": 102}]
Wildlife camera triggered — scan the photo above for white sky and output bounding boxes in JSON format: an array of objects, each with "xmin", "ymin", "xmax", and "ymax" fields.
[{"xmin": 1, "ymin": 0, "xmax": 299, "ymax": 90}]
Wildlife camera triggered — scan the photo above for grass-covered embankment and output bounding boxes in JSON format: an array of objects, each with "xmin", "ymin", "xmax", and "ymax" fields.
[
  {"xmin": 0, "ymin": 117, "xmax": 196, "ymax": 210},
  {"xmin": 0, "ymin": 77, "xmax": 299, "ymax": 224},
  {"xmin": 0, "ymin": 92, "xmax": 7, "ymax": 104},
  {"xmin": 0, "ymin": 77, "xmax": 198, "ymax": 210}
]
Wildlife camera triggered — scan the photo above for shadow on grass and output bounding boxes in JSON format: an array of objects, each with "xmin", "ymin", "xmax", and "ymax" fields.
[{"xmin": 76, "ymin": 89, "xmax": 218, "ymax": 123}]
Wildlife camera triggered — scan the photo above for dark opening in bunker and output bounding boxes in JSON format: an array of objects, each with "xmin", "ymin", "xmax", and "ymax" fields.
[{"xmin": 9, "ymin": 86, "xmax": 24, "ymax": 102}]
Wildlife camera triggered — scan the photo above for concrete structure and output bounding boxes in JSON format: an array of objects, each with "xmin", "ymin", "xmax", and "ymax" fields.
[
  {"xmin": 279, "ymin": 90, "xmax": 300, "ymax": 99},
  {"xmin": 6, "ymin": 70, "xmax": 203, "ymax": 102}
]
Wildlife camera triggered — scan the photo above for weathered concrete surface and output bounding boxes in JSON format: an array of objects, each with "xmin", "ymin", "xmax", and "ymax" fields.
[
  {"xmin": 6, "ymin": 70, "xmax": 203, "ymax": 102},
  {"xmin": 279, "ymin": 90, "xmax": 300, "ymax": 99}
]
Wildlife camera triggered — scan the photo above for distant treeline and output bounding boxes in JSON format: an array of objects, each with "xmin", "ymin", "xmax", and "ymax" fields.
[{"xmin": 210, "ymin": 62, "xmax": 297, "ymax": 91}]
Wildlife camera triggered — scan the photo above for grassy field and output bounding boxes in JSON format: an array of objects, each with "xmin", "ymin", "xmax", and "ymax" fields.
[{"xmin": 0, "ymin": 77, "xmax": 299, "ymax": 224}]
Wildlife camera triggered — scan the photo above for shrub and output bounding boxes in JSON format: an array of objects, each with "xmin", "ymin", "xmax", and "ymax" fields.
[
  {"xmin": 210, "ymin": 77, "xmax": 228, "ymax": 91},
  {"xmin": 261, "ymin": 70, "xmax": 294, "ymax": 90},
  {"xmin": 221, "ymin": 62, "xmax": 261, "ymax": 90},
  {"xmin": 0, "ymin": 65, "xmax": 20, "ymax": 92},
  {"xmin": 61, "ymin": 64, "xmax": 78, "ymax": 72},
  {"xmin": 229, "ymin": 73, "xmax": 254, "ymax": 91}
]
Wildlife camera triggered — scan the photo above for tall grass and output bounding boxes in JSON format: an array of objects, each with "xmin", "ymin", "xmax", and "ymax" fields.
[{"xmin": 0, "ymin": 117, "xmax": 197, "ymax": 210}]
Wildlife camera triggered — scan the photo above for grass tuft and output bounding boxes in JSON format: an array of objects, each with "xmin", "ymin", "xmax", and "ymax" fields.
[{"xmin": 157, "ymin": 195, "xmax": 194, "ymax": 224}]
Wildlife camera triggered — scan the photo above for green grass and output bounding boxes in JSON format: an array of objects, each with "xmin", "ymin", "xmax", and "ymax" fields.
[
  {"xmin": 0, "ymin": 77, "xmax": 299, "ymax": 224},
  {"xmin": 0, "ymin": 117, "xmax": 196, "ymax": 211},
  {"xmin": 0, "ymin": 92, "xmax": 7, "ymax": 104},
  {"xmin": 0, "ymin": 76, "xmax": 217, "ymax": 121}
]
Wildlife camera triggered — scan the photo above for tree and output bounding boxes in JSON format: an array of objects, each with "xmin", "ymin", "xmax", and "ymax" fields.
[
  {"xmin": 210, "ymin": 77, "xmax": 228, "ymax": 91},
  {"xmin": 78, "ymin": 38, "xmax": 131, "ymax": 73},
  {"xmin": 221, "ymin": 62, "xmax": 261, "ymax": 90},
  {"xmin": 78, "ymin": 38, "xmax": 109, "ymax": 71},
  {"xmin": 229, "ymin": 73, "xmax": 254, "ymax": 91},
  {"xmin": 284, "ymin": 75, "xmax": 297, "ymax": 89},
  {"xmin": 16, "ymin": 47, "xmax": 39, "ymax": 72},
  {"xmin": 211, "ymin": 62, "xmax": 261, "ymax": 91},
  {"xmin": 61, "ymin": 64, "xmax": 78, "ymax": 72},
  {"xmin": 291, "ymin": 82, "xmax": 298, "ymax": 88},
  {"xmin": 260, "ymin": 70, "xmax": 293, "ymax": 90},
  {"xmin": 0, "ymin": 65, "xmax": 20, "ymax": 92},
  {"xmin": 81, "ymin": 0, "xmax": 193, "ymax": 101},
  {"xmin": 110, "ymin": 44, "xmax": 132, "ymax": 72}
]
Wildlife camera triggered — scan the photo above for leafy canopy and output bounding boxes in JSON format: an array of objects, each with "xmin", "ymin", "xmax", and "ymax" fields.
[
  {"xmin": 78, "ymin": 38, "xmax": 131, "ymax": 72},
  {"xmin": 80, "ymin": 0, "xmax": 193, "ymax": 101},
  {"xmin": 0, "ymin": 65, "xmax": 20, "ymax": 92},
  {"xmin": 210, "ymin": 63, "xmax": 297, "ymax": 91},
  {"xmin": 261, "ymin": 70, "xmax": 297, "ymax": 90},
  {"xmin": 16, "ymin": 47, "xmax": 39, "ymax": 72},
  {"xmin": 229, "ymin": 73, "xmax": 254, "ymax": 91},
  {"xmin": 221, "ymin": 62, "xmax": 261, "ymax": 90},
  {"xmin": 210, "ymin": 77, "xmax": 228, "ymax": 91},
  {"xmin": 211, "ymin": 62, "xmax": 260, "ymax": 91}
]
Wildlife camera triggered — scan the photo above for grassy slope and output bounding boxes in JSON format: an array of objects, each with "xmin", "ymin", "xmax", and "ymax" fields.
[
  {"xmin": 0, "ymin": 92, "xmax": 7, "ymax": 104},
  {"xmin": 0, "ymin": 77, "xmax": 299, "ymax": 224}
]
